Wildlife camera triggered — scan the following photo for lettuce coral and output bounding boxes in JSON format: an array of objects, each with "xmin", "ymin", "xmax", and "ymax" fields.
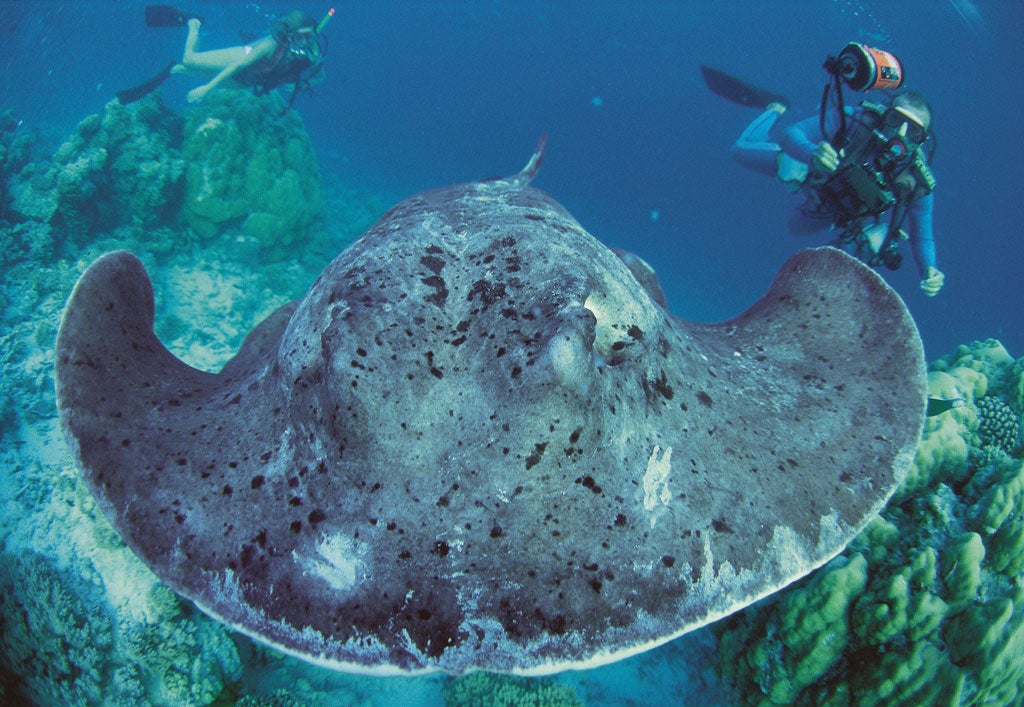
[
  {"xmin": 181, "ymin": 89, "xmax": 322, "ymax": 258},
  {"xmin": 713, "ymin": 339, "xmax": 1024, "ymax": 706}
]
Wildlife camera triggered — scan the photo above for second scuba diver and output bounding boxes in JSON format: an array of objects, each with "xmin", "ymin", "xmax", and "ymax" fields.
[
  {"xmin": 174, "ymin": 10, "xmax": 326, "ymax": 105},
  {"xmin": 712, "ymin": 44, "xmax": 945, "ymax": 297},
  {"xmin": 117, "ymin": 7, "xmax": 332, "ymax": 111}
]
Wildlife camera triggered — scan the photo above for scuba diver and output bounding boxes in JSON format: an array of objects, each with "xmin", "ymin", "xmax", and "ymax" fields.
[
  {"xmin": 117, "ymin": 6, "xmax": 334, "ymax": 110},
  {"xmin": 702, "ymin": 43, "xmax": 945, "ymax": 297}
]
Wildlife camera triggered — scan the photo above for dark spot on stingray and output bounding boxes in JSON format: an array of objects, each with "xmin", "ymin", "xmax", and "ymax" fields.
[
  {"xmin": 420, "ymin": 254, "xmax": 446, "ymax": 275},
  {"xmin": 289, "ymin": 497, "xmax": 302, "ymax": 507},
  {"xmin": 490, "ymin": 525, "xmax": 503, "ymax": 538},
  {"xmin": 627, "ymin": 325, "xmax": 644, "ymax": 341},
  {"xmin": 712, "ymin": 517, "xmax": 733, "ymax": 533},
  {"xmin": 421, "ymin": 275, "xmax": 448, "ymax": 308},
  {"xmin": 525, "ymin": 442, "xmax": 547, "ymax": 470},
  {"xmin": 697, "ymin": 391, "xmax": 713, "ymax": 407},
  {"xmin": 222, "ymin": 485, "xmax": 233, "ymax": 496},
  {"xmin": 662, "ymin": 555, "xmax": 675, "ymax": 568},
  {"xmin": 468, "ymin": 279, "xmax": 506, "ymax": 307},
  {"xmin": 511, "ymin": 365, "xmax": 522, "ymax": 379},
  {"xmin": 431, "ymin": 541, "xmax": 449, "ymax": 557},
  {"xmin": 290, "ymin": 521, "xmax": 302, "ymax": 533},
  {"xmin": 648, "ymin": 371, "xmax": 674, "ymax": 400}
]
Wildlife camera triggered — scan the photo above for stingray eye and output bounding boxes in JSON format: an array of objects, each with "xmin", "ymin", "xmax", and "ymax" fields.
[{"xmin": 545, "ymin": 305, "xmax": 598, "ymax": 395}]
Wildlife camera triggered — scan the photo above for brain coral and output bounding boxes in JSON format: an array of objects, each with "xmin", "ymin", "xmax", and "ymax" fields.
[
  {"xmin": 713, "ymin": 338, "xmax": 1024, "ymax": 706},
  {"xmin": 181, "ymin": 89, "xmax": 323, "ymax": 257}
]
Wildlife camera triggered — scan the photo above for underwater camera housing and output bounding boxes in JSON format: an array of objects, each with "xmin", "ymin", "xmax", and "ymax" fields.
[
  {"xmin": 820, "ymin": 42, "xmax": 906, "ymax": 149},
  {"xmin": 826, "ymin": 42, "xmax": 905, "ymax": 92}
]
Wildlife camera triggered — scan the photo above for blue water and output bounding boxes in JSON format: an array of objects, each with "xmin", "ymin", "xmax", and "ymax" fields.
[{"xmin": 3, "ymin": 0, "xmax": 1021, "ymax": 358}]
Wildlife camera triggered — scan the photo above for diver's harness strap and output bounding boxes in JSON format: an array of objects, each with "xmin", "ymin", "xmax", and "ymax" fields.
[
  {"xmin": 250, "ymin": 31, "xmax": 328, "ymax": 113},
  {"xmin": 806, "ymin": 101, "xmax": 935, "ymax": 270}
]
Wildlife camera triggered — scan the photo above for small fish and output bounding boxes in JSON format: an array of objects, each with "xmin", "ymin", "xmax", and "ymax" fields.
[{"xmin": 926, "ymin": 396, "xmax": 965, "ymax": 417}]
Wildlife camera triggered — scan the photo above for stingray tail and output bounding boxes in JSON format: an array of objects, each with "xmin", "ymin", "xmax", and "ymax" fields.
[{"xmin": 508, "ymin": 132, "xmax": 546, "ymax": 188}]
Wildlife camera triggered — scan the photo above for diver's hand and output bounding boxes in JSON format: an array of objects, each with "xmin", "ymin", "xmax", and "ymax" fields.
[
  {"xmin": 920, "ymin": 267, "xmax": 945, "ymax": 297},
  {"xmin": 811, "ymin": 142, "xmax": 840, "ymax": 175}
]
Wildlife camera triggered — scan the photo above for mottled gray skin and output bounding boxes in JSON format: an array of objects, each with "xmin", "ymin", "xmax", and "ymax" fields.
[{"xmin": 56, "ymin": 151, "xmax": 927, "ymax": 675}]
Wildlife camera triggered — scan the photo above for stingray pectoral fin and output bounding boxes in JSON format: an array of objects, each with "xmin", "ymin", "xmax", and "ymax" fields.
[
  {"xmin": 55, "ymin": 251, "xmax": 290, "ymax": 595},
  {"xmin": 713, "ymin": 246, "xmax": 927, "ymax": 526},
  {"xmin": 56, "ymin": 251, "xmax": 216, "ymax": 412}
]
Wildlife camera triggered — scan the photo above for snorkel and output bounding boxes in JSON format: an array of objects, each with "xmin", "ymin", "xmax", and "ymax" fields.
[{"xmin": 317, "ymin": 8, "xmax": 336, "ymax": 33}]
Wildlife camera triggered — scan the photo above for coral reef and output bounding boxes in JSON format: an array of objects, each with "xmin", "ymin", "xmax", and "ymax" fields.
[
  {"xmin": 0, "ymin": 463, "xmax": 242, "ymax": 706},
  {"xmin": 7, "ymin": 95, "xmax": 184, "ymax": 241},
  {"xmin": 444, "ymin": 673, "xmax": 583, "ymax": 707},
  {"xmin": 181, "ymin": 89, "xmax": 323, "ymax": 258},
  {"xmin": 714, "ymin": 338, "xmax": 1024, "ymax": 706}
]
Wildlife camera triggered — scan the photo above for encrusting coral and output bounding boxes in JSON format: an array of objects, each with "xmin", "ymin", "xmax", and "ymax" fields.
[{"xmin": 714, "ymin": 338, "xmax": 1024, "ymax": 706}]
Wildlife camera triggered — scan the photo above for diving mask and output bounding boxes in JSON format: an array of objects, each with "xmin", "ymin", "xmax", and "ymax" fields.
[{"xmin": 883, "ymin": 107, "xmax": 927, "ymax": 146}]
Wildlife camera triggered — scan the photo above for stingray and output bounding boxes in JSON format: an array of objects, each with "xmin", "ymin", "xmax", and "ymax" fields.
[{"xmin": 55, "ymin": 138, "xmax": 927, "ymax": 675}]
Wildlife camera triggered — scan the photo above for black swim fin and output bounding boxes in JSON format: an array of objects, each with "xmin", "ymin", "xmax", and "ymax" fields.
[
  {"xmin": 700, "ymin": 65, "xmax": 789, "ymax": 109},
  {"xmin": 116, "ymin": 61, "xmax": 176, "ymax": 104},
  {"xmin": 145, "ymin": 5, "xmax": 203, "ymax": 28}
]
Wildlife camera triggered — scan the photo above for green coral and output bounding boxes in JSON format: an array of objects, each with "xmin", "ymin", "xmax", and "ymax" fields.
[
  {"xmin": 444, "ymin": 673, "xmax": 582, "ymax": 707},
  {"xmin": 181, "ymin": 89, "xmax": 322, "ymax": 257},
  {"xmin": 714, "ymin": 339, "xmax": 1024, "ymax": 706}
]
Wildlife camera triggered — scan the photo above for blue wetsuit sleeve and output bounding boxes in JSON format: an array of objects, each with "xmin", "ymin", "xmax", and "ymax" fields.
[
  {"xmin": 780, "ymin": 115, "xmax": 822, "ymax": 163},
  {"xmin": 906, "ymin": 192, "xmax": 936, "ymax": 277},
  {"xmin": 781, "ymin": 107, "xmax": 856, "ymax": 163}
]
